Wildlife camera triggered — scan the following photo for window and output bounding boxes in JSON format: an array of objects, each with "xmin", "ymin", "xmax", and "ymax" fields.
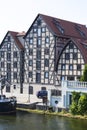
[
  {"xmin": 29, "ymin": 86, "xmax": 33, "ymax": 94},
  {"xmin": 65, "ymin": 53, "xmax": 70, "ymax": 60},
  {"xmin": 13, "ymin": 85, "xmax": 16, "ymax": 89},
  {"xmin": 7, "ymin": 53, "xmax": 11, "ymax": 61},
  {"xmin": 53, "ymin": 19, "xmax": 64, "ymax": 34},
  {"xmin": 45, "ymin": 59, "xmax": 49, "ymax": 67},
  {"xmin": 37, "ymin": 19, "xmax": 41, "ymax": 26},
  {"xmin": 45, "ymin": 36, "xmax": 49, "ymax": 43},
  {"xmin": 8, "ymin": 36, "xmax": 11, "ymax": 41},
  {"xmin": 7, "ymin": 63, "xmax": 11, "ymax": 70},
  {"xmin": 37, "ymin": 39, "xmax": 41, "ymax": 48},
  {"xmin": 44, "ymin": 49, "xmax": 49, "ymax": 55},
  {"xmin": 29, "ymin": 60, "xmax": 33, "ymax": 66},
  {"xmin": 1, "ymin": 62, "xmax": 4, "ymax": 68},
  {"xmin": 67, "ymin": 76, "xmax": 74, "ymax": 80},
  {"xmin": 75, "ymin": 24, "xmax": 86, "ymax": 38},
  {"xmin": 73, "ymin": 53, "xmax": 78, "ymax": 60},
  {"xmin": 1, "ymin": 51, "xmax": 4, "ymax": 58},
  {"xmin": 69, "ymin": 64, "xmax": 73, "ymax": 70},
  {"xmin": 13, "ymin": 72, "xmax": 17, "ymax": 79},
  {"xmin": 61, "ymin": 76, "xmax": 65, "ymax": 80},
  {"xmin": 33, "ymin": 27, "xmax": 37, "ymax": 33},
  {"xmin": 77, "ymin": 64, "xmax": 81, "ymax": 70},
  {"xmin": 29, "ymin": 38, "xmax": 33, "ymax": 44},
  {"xmin": 38, "ymin": 28, "xmax": 41, "ymax": 36},
  {"xmin": 36, "ymin": 61, "xmax": 41, "ymax": 70},
  {"xmin": 29, "ymin": 49, "xmax": 33, "ymax": 55},
  {"xmin": 6, "ymin": 85, "xmax": 10, "ymax": 92},
  {"xmin": 41, "ymin": 87, "xmax": 46, "ymax": 90},
  {"xmin": 62, "ymin": 64, "xmax": 65, "ymax": 70},
  {"xmin": 7, "ymin": 72, "xmax": 11, "ymax": 81},
  {"xmin": 28, "ymin": 72, "xmax": 32, "ymax": 78},
  {"xmin": 13, "ymin": 51, "xmax": 17, "ymax": 58},
  {"xmin": 13, "ymin": 62, "xmax": 17, "ymax": 68},
  {"xmin": 36, "ymin": 73, "xmax": 41, "ymax": 83},
  {"xmin": 69, "ymin": 42, "xmax": 74, "ymax": 49},
  {"xmin": 42, "ymin": 27, "xmax": 46, "ymax": 33},
  {"xmin": 51, "ymin": 89, "xmax": 61, "ymax": 96},
  {"xmin": 45, "ymin": 72, "xmax": 49, "ymax": 78},
  {"xmin": 37, "ymin": 50, "xmax": 41, "ymax": 59},
  {"xmin": 7, "ymin": 43, "xmax": 11, "ymax": 50}
]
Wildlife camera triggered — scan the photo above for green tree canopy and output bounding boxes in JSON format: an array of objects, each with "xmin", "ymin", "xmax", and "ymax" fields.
[{"xmin": 80, "ymin": 64, "xmax": 87, "ymax": 81}]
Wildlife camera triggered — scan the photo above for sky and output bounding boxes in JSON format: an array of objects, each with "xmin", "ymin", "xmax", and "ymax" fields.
[{"xmin": 0, "ymin": 0, "xmax": 87, "ymax": 42}]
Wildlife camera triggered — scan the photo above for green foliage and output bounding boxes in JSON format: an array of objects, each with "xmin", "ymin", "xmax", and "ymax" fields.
[
  {"xmin": 70, "ymin": 92, "xmax": 87, "ymax": 115},
  {"xmin": 80, "ymin": 64, "xmax": 87, "ymax": 81},
  {"xmin": 78, "ymin": 93, "xmax": 87, "ymax": 115},
  {"xmin": 70, "ymin": 102, "xmax": 78, "ymax": 115},
  {"xmin": 72, "ymin": 91, "xmax": 80, "ymax": 103}
]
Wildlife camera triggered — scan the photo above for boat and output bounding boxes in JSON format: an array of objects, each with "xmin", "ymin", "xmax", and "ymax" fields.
[
  {"xmin": 0, "ymin": 95, "xmax": 17, "ymax": 114},
  {"xmin": 0, "ymin": 77, "xmax": 17, "ymax": 114}
]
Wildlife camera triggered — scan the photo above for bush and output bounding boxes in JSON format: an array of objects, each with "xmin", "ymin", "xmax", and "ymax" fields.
[
  {"xmin": 78, "ymin": 94, "xmax": 87, "ymax": 115},
  {"xmin": 70, "ymin": 102, "xmax": 78, "ymax": 115}
]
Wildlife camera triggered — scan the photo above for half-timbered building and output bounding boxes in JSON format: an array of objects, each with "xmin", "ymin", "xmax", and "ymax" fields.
[
  {"xmin": 0, "ymin": 31, "xmax": 26, "ymax": 102},
  {"xmin": 24, "ymin": 14, "xmax": 87, "ymax": 103},
  {"xmin": 1, "ymin": 14, "xmax": 87, "ymax": 103}
]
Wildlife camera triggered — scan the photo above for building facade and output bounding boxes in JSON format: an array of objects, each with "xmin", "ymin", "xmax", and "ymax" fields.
[
  {"xmin": 24, "ymin": 14, "xmax": 87, "ymax": 103},
  {"xmin": 1, "ymin": 14, "xmax": 87, "ymax": 103},
  {"xmin": 0, "ymin": 31, "xmax": 27, "ymax": 102}
]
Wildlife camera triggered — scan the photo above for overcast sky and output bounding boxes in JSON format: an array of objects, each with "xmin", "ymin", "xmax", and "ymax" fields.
[{"xmin": 0, "ymin": 0, "xmax": 87, "ymax": 42}]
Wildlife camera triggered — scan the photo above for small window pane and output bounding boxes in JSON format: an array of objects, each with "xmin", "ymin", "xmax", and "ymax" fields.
[
  {"xmin": 45, "ymin": 72, "xmax": 49, "ymax": 78},
  {"xmin": 44, "ymin": 49, "xmax": 49, "ymax": 55},
  {"xmin": 28, "ymin": 72, "xmax": 32, "ymax": 78},
  {"xmin": 29, "ymin": 49, "xmax": 33, "ymax": 55},
  {"xmin": 36, "ymin": 73, "xmax": 41, "ymax": 83},
  {"xmin": 42, "ymin": 27, "xmax": 46, "ymax": 33},
  {"xmin": 29, "ymin": 38, "xmax": 33, "ymax": 44},
  {"xmin": 65, "ymin": 53, "xmax": 70, "ymax": 60},
  {"xmin": 45, "ymin": 59, "xmax": 49, "ymax": 67},
  {"xmin": 69, "ymin": 64, "xmax": 73, "ymax": 70},
  {"xmin": 45, "ymin": 36, "xmax": 49, "ymax": 43},
  {"xmin": 29, "ymin": 86, "xmax": 33, "ymax": 94},
  {"xmin": 29, "ymin": 60, "xmax": 33, "ymax": 66},
  {"xmin": 13, "ymin": 51, "xmax": 17, "ymax": 58}
]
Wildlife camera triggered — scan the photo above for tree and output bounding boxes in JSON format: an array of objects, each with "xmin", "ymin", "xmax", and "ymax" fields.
[
  {"xmin": 80, "ymin": 64, "xmax": 87, "ymax": 81},
  {"xmin": 70, "ymin": 91, "xmax": 80, "ymax": 115},
  {"xmin": 78, "ymin": 93, "xmax": 87, "ymax": 115}
]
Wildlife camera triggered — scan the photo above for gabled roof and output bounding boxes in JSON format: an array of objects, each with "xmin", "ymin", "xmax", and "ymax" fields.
[
  {"xmin": 0, "ymin": 31, "xmax": 25, "ymax": 50},
  {"xmin": 56, "ymin": 38, "xmax": 87, "ymax": 71},
  {"xmin": 40, "ymin": 14, "xmax": 87, "ymax": 39},
  {"xmin": 25, "ymin": 13, "xmax": 87, "ymax": 39}
]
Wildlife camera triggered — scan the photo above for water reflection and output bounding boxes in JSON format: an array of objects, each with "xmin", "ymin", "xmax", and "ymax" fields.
[{"xmin": 0, "ymin": 111, "xmax": 87, "ymax": 130}]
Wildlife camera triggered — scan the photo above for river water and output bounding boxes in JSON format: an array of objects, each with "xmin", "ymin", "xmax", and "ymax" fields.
[{"xmin": 0, "ymin": 111, "xmax": 87, "ymax": 130}]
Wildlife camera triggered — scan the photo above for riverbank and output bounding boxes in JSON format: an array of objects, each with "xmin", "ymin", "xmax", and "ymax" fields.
[{"xmin": 17, "ymin": 108, "xmax": 87, "ymax": 120}]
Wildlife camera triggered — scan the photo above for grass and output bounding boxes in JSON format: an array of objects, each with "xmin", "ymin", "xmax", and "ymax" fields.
[{"xmin": 16, "ymin": 107, "xmax": 87, "ymax": 120}]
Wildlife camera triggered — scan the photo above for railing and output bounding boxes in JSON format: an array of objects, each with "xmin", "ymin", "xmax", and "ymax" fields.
[{"xmin": 67, "ymin": 81, "xmax": 87, "ymax": 88}]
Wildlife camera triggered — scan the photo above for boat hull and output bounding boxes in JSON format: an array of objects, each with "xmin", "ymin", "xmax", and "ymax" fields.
[{"xmin": 0, "ymin": 100, "xmax": 16, "ymax": 115}]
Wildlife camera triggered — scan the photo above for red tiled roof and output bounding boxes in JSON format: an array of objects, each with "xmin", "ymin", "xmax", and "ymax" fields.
[
  {"xmin": 72, "ymin": 38, "xmax": 87, "ymax": 63},
  {"xmin": 9, "ymin": 31, "xmax": 24, "ymax": 50},
  {"xmin": 40, "ymin": 14, "xmax": 87, "ymax": 39}
]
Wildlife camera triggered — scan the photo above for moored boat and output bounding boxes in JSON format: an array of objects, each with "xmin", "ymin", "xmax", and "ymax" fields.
[
  {"xmin": 0, "ymin": 95, "xmax": 17, "ymax": 114},
  {"xmin": 0, "ymin": 77, "xmax": 17, "ymax": 115}
]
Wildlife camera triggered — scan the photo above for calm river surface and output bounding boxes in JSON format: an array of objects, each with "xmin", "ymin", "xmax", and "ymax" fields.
[{"xmin": 0, "ymin": 111, "xmax": 87, "ymax": 130}]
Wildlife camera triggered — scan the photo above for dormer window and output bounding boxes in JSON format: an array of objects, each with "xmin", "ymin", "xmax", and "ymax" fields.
[
  {"xmin": 53, "ymin": 18, "xmax": 64, "ymax": 34},
  {"xmin": 75, "ymin": 24, "xmax": 86, "ymax": 38}
]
